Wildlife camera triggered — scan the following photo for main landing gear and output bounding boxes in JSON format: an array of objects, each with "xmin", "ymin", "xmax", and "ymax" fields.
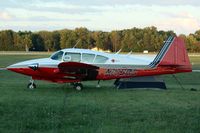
[
  {"xmin": 70, "ymin": 82, "xmax": 83, "ymax": 91},
  {"xmin": 71, "ymin": 82, "xmax": 83, "ymax": 91},
  {"xmin": 27, "ymin": 78, "xmax": 36, "ymax": 89},
  {"xmin": 71, "ymin": 81, "xmax": 101, "ymax": 91},
  {"xmin": 96, "ymin": 80, "xmax": 101, "ymax": 88}
]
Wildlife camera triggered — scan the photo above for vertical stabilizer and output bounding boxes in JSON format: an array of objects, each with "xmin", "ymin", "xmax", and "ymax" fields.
[{"xmin": 149, "ymin": 36, "xmax": 192, "ymax": 72}]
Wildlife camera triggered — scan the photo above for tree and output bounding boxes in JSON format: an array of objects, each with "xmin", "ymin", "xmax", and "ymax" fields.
[
  {"xmin": 31, "ymin": 33, "xmax": 45, "ymax": 51},
  {"xmin": 74, "ymin": 27, "xmax": 90, "ymax": 48},
  {"xmin": 194, "ymin": 30, "xmax": 200, "ymax": 41},
  {"xmin": 186, "ymin": 34, "xmax": 199, "ymax": 52},
  {"xmin": 103, "ymin": 33, "xmax": 112, "ymax": 51},
  {"xmin": 110, "ymin": 31, "xmax": 122, "ymax": 52},
  {"xmin": 121, "ymin": 30, "xmax": 137, "ymax": 52},
  {"xmin": 52, "ymin": 31, "xmax": 61, "ymax": 50},
  {"xmin": 60, "ymin": 30, "xmax": 77, "ymax": 49},
  {"xmin": 3, "ymin": 27, "xmax": 199, "ymax": 52},
  {"xmin": 0, "ymin": 30, "xmax": 14, "ymax": 50},
  {"xmin": 38, "ymin": 31, "xmax": 54, "ymax": 52},
  {"xmin": 14, "ymin": 31, "xmax": 33, "ymax": 51},
  {"xmin": 92, "ymin": 32, "xmax": 104, "ymax": 50},
  {"xmin": 23, "ymin": 35, "xmax": 32, "ymax": 52}
]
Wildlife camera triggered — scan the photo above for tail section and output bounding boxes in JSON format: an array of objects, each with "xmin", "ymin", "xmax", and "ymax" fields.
[{"xmin": 149, "ymin": 36, "xmax": 192, "ymax": 72}]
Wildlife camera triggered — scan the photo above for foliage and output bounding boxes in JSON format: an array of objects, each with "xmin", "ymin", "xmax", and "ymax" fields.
[{"xmin": 0, "ymin": 27, "xmax": 200, "ymax": 52}]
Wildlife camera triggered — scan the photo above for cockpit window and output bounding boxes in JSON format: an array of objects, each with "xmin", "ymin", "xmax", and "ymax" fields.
[
  {"xmin": 51, "ymin": 51, "xmax": 64, "ymax": 61},
  {"xmin": 94, "ymin": 55, "xmax": 108, "ymax": 63},
  {"xmin": 64, "ymin": 52, "xmax": 81, "ymax": 62},
  {"xmin": 82, "ymin": 53, "xmax": 95, "ymax": 63}
]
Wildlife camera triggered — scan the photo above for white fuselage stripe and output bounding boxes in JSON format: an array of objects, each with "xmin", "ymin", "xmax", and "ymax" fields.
[
  {"xmin": 8, "ymin": 64, "xmax": 147, "ymax": 69},
  {"xmin": 149, "ymin": 36, "xmax": 174, "ymax": 68}
]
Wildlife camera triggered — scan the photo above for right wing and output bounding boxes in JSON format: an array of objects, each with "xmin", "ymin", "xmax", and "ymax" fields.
[{"xmin": 58, "ymin": 62, "xmax": 99, "ymax": 80}]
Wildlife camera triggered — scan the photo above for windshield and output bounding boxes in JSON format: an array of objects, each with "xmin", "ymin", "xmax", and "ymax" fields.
[{"xmin": 50, "ymin": 51, "xmax": 64, "ymax": 61}]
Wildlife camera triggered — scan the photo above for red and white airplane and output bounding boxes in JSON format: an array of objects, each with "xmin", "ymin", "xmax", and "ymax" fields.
[{"xmin": 7, "ymin": 36, "xmax": 192, "ymax": 90}]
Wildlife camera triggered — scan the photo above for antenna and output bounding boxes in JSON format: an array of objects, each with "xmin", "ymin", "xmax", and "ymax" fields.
[
  {"xmin": 127, "ymin": 51, "xmax": 132, "ymax": 56},
  {"xmin": 73, "ymin": 39, "xmax": 81, "ymax": 48},
  {"xmin": 115, "ymin": 49, "xmax": 122, "ymax": 54}
]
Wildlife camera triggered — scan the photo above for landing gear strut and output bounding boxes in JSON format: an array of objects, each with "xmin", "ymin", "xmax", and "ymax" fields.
[
  {"xmin": 27, "ymin": 78, "xmax": 36, "ymax": 89},
  {"xmin": 96, "ymin": 80, "xmax": 101, "ymax": 88}
]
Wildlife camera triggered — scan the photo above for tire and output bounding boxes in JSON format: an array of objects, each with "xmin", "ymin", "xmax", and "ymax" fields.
[
  {"xmin": 74, "ymin": 83, "xmax": 83, "ymax": 91},
  {"xmin": 27, "ymin": 83, "xmax": 36, "ymax": 89}
]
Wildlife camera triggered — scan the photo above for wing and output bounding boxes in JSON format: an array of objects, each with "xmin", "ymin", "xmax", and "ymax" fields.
[{"xmin": 58, "ymin": 62, "xmax": 99, "ymax": 80}]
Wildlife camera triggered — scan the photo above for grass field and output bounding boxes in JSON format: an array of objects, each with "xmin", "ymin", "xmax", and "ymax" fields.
[{"xmin": 0, "ymin": 54, "xmax": 200, "ymax": 133}]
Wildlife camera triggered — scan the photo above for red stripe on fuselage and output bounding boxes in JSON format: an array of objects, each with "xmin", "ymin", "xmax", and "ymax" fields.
[
  {"xmin": 7, "ymin": 67, "xmax": 81, "ymax": 83},
  {"xmin": 7, "ymin": 65, "xmax": 192, "ymax": 83}
]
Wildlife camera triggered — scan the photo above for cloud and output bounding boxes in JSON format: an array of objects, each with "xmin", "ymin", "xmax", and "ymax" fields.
[
  {"xmin": 155, "ymin": 15, "xmax": 200, "ymax": 34},
  {"xmin": 32, "ymin": 0, "xmax": 200, "ymax": 6},
  {"xmin": 0, "ymin": 11, "xmax": 13, "ymax": 20},
  {"xmin": 1, "ymin": 0, "xmax": 200, "ymax": 10},
  {"xmin": 0, "ymin": 1, "xmax": 200, "ymax": 34},
  {"xmin": 20, "ymin": 2, "xmax": 101, "ymax": 14}
]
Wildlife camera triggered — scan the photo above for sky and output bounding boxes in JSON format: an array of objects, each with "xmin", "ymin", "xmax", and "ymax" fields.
[{"xmin": 0, "ymin": 0, "xmax": 199, "ymax": 35}]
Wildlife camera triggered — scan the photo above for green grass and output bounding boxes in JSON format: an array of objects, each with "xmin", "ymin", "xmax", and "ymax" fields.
[
  {"xmin": 190, "ymin": 56, "xmax": 200, "ymax": 69},
  {"xmin": 0, "ymin": 54, "xmax": 200, "ymax": 133}
]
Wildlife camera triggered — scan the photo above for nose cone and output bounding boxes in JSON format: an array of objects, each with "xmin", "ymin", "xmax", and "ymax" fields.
[
  {"xmin": 7, "ymin": 61, "xmax": 29, "ymax": 74},
  {"xmin": 7, "ymin": 59, "xmax": 42, "ymax": 73},
  {"xmin": 6, "ymin": 58, "xmax": 52, "ymax": 74},
  {"xmin": 7, "ymin": 61, "xmax": 28, "ymax": 69},
  {"xmin": 7, "ymin": 58, "xmax": 49, "ymax": 69}
]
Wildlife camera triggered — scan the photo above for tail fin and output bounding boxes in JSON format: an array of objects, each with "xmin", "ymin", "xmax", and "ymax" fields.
[{"xmin": 149, "ymin": 36, "xmax": 192, "ymax": 71}]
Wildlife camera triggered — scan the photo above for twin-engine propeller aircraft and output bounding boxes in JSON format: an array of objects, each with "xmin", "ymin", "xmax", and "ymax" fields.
[{"xmin": 7, "ymin": 36, "xmax": 192, "ymax": 90}]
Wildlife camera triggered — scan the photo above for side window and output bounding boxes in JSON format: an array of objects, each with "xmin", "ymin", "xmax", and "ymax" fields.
[
  {"xmin": 64, "ymin": 52, "xmax": 81, "ymax": 62},
  {"xmin": 94, "ymin": 55, "xmax": 108, "ymax": 63},
  {"xmin": 82, "ymin": 53, "xmax": 95, "ymax": 63}
]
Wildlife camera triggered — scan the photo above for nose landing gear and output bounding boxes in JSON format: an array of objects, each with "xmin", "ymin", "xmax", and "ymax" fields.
[{"xmin": 27, "ymin": 78, "xmax": 36, "ymax": 89}]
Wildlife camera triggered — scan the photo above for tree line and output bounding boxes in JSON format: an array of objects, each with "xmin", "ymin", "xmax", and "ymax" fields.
[{"xmin": 0, "ymin": 26, "xmax": 200, "ymax": 52}]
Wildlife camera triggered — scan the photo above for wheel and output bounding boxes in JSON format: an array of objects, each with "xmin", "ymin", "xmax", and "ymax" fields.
[
  {"xmin": 27, "ymin": 83, "xmax": 36, "ymax": 89},
  {"xmin": 96, "ymin": 84, "xmax": 101, "ymax": 88},
  {"xmin": 74, "ymin": 83, "xmax": 83, "ymax": 91}
]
